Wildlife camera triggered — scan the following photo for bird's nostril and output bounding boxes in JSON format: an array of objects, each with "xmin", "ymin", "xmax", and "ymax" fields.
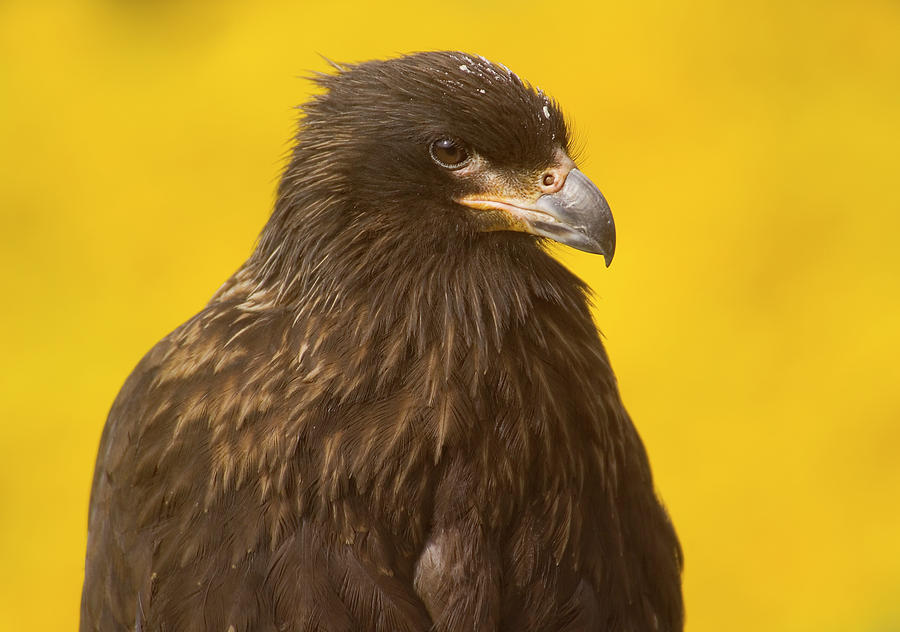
[{"xmin": 543, "ymin": 173, "xmax": 556, "ymax": 187}]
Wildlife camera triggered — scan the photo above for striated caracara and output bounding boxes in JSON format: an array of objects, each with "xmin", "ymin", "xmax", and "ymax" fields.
[{"xmin": 81, "ymin": 51, "xmax": 683, "ymax": 631}]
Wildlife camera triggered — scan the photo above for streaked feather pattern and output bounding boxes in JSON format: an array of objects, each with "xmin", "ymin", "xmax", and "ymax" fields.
[{"xmin": 81, "ymin": 51, "xmax": 682, "ymax": 631}]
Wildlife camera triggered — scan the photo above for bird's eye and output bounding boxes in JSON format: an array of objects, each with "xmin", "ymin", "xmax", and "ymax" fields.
[{"xmin": 430, "ymin": 138, "xmax": 470, "ymax": 170}]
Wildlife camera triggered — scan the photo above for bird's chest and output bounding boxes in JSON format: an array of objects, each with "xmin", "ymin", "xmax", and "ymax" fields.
[
  {"xmin": 295, "ymin": 313, "xmax": 611, "ymax": 602},
  {"xmin": 400, "ymin": 329, "xmax": 614, "ymax": 615},
  {"xmin": 410, "ymin": 431, "xmax": 601, "ymax": 628}
]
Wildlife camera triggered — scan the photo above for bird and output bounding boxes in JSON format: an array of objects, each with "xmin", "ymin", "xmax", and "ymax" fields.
[{"xmin": 80, "ymin": 51, "xmax": 683, "ymax": 631}]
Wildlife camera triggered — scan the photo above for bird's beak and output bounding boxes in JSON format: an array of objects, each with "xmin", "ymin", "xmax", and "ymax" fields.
[{"xmin": 458, "ymin": 168, "xmax": 616, "ymax": 266}]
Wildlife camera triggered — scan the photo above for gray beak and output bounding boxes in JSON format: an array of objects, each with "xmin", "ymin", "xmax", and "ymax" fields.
[{"xmin": 533, "ymin": 169, "xmax": 616, "ymax": 266}]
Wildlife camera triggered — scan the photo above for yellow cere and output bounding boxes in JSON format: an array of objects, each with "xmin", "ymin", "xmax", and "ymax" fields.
[{"xmin": 1, "ymin": 0, "xmax": 899, "ymax": 630}]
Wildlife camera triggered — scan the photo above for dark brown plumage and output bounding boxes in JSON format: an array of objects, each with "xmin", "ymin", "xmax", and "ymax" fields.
[{"xmin": 81, "ymin": 51, "xmax": 683, "ymax": 631}]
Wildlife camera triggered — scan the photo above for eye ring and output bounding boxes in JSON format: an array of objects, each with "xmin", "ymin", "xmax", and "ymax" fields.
[{"xmin": 430, "ymin": 138, "xmax": 471, "ymax": 170}]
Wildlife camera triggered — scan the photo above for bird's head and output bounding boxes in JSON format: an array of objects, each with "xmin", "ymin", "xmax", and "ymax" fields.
[{"xmin": 271, "ymin": 51, "xmax": 615, "ymax": 268}]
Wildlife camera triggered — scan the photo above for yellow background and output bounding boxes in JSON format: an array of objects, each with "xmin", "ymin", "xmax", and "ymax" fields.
[{"xmin": 2, "ymin": 0, "xmax": 899, "ymax": 630}]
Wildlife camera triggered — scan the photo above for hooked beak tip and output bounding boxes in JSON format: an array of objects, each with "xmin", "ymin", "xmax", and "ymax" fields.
[{"xmin": 534, "ymin": 169, "xmax": 616, "ymax": 263}]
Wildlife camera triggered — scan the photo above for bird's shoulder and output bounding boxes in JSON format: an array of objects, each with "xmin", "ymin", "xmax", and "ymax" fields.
[
  {"xmin": 95, "ymin": 299, "xmax": 264, "ymax": 449},
  {"xmin": 83, "ymin": 290, "xmax": 440, "ymax": 631}
]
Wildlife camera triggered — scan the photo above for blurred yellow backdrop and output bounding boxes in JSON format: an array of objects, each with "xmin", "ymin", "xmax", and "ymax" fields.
[{"xmin": 1, "ymin": 0, "xmax": 899, "ymax": 630}]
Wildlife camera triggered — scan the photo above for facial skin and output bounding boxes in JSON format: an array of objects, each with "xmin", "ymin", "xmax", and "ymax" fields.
[{"xmin": 432, "ymin": 138, "xmax": 615, "ymax": 265}]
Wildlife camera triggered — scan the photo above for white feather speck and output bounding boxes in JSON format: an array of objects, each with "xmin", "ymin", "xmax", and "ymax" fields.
[
  {"xmin": 459, "ymin": 64, "xmax": 469, "ymax": 72},
  {"xmin": 543, "ymin": 105, "xmax": 551, "ymax": 119}
]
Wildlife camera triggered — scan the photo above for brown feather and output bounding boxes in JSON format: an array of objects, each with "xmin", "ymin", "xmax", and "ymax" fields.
[{"xmin": 81, "ymin": 51, "xmax": 682, "ymax": 631}]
